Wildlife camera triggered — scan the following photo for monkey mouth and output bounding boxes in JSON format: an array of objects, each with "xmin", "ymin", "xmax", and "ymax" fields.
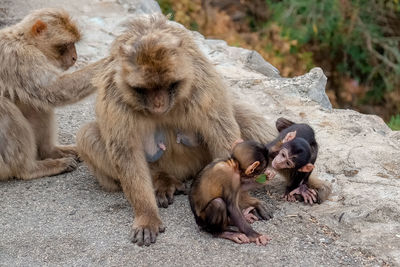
[{"xmin": 271, "ymin": 160, "xmax": 278, "ymax": 169}]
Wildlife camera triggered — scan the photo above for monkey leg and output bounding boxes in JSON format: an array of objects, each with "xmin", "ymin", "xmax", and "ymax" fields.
[
  {"xmin": 17, "ymin": 103, "xmax": 79, "ymax": 161},
  {"xmin": 152, "ymin": 172, "xmax": 186, "ymax": 208},
  {"xmin": 233, "ymin": 101, "xmax": 276, "ymax": 143},
  {"xmin": 0, "ymin": 98, "xmax": 77, "ymax": 180},
  {"xmin": 201, "ymin": 198, "xmax": 229, "ymax": 234},
  {"xmin": 239, "ymin": 191, "xmax": 273, "ymax": 220},
  {"xmin": 76, "ymin": 122, "xmax": 121, "ymax": 192},
  {"xmin": 17, "ymin": 158, "xmax": 77, "ymax": 180}
]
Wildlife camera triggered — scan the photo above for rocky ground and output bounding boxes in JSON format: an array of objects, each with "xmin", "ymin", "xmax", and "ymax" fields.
[{"xmin": 1, "ymin": 0, "xmax": 399, "ymax": 266}]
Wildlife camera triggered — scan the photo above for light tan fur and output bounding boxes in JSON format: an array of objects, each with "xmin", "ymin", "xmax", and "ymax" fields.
[
  {"xmin": 0, "ymin": 8, "xmax": 102, "ymax": 181},
  {"xmin": 77, "ymin": 15, "xmax": 277, "ymax": 246}
]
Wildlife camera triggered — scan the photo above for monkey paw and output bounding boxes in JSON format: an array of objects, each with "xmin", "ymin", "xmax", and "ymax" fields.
[
  {"xmin": 219, "ymin": 231, "xmax": 249, "ymax": 244},
  {"xmin": 153, "ymin": 174, "xmax": 186, "ymax": 208},
  {"xmin": 130, "ymin": 220, "xmax": 165, "ymax": 246},
  {"xmin": 288, "ymin": 184, "xmax": 317, "ymax": 205},
  {"xmin": 242, "ymin": 207, "xmax": 259, "ymax": 224},
  {"xmin": 61, "ymin": 157, "xmax": 78, "ymax": 172},
  {"xmin": 250, "ymin": 234, "xmax": 271, "ymax": 246},
  {"xmin": 50, "ymin": 145, "xmax": 81, "ymax": 161},
  {"xmin": 253, "ymin": 203, "xmax": 273, "ymax": 220}
]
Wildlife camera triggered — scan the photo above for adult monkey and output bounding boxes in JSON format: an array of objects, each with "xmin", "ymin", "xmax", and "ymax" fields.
[
  {"xmin": 0, "ymin": 8, "xmax": 103, "ymax": 181},
  {"xmin": 76, "ymin": 15, "xmax": 275, "ymax": 246}
]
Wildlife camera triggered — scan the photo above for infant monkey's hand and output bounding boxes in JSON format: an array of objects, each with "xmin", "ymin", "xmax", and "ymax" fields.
[{"xmin": 265, "ymin": 168, "xmax": 276, "ymax": 180}]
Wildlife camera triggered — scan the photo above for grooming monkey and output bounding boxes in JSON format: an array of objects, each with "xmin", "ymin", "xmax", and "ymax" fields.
[
  {"xmin": 0, "ymin": 8, "xmax": 103, "ymax": 181},
  {"xmin": 267, "ymin": 118, "xmax": 331, "ymax": 204},
  {"xmin": 189, "ymin": 141, "xmax": 274, "ymax": 245}
]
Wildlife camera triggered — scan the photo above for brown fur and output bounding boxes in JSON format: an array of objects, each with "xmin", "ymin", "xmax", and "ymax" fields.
[
  {"xmin": 0, "ymin": 8, "xmax": 102, "ymax": 181},
  {"xmin": 77, "ymin": 15, "xmax": 276, "ymax": 246}
]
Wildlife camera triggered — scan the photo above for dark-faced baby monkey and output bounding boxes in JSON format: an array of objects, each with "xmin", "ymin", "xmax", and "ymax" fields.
[
  {"xmin": 189, "ymin": 141, "xmax": 274, "ymax": 245},
  {"xmin": 267, "ymin": 117, "xmax": 331, "ymax": 204}
]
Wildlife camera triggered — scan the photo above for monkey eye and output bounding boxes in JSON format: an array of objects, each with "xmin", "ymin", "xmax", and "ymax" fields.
[
  {"xmin": 286, "ymin": 161, "xmax": 291, "ymax": 166},
  {"xmin": 168, "ymin": 81, "xmax": 180, "ymax": 93},
  {"xmin": 55, "ymin": 44, "xmax": 68, "ymax": 55},
  {"xmin": 132, "ymin": 87, "xmax": 147, "ymax": 95}
]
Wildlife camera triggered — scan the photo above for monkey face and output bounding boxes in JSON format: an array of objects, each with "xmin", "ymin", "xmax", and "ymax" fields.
[
  {"xmin": 272, "ymin": 139, "xmax": 311, "ymax": 170},
  {"xmin": 117, "ymin": 34, "xmax": 193, "ymax": 115},
  {"xmin": 55, "ymin": 43, "xmax": 77, "ymax": 70},
  {"xmin": 271, "ymin": 148, "xmax": 295, "ymax": 170},
  {"xmin": 129, "ymin": 81, "xmax": 181, "ymax": 115}
]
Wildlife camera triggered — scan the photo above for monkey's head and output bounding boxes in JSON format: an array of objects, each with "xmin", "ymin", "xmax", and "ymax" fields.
[
  {"xmin": 232, "ymin": 140, "xmax": 269, "ymax": 177},
  {"xmin": 23, "ymin": 8, "xmax": 81, "ymax": 70},
  {"xmin": 114, "ymin": 20, "xmax": 194, "ymax": 116},
  {"xmin": 271, "ymin": 131, "xmax": 314, "ymax": 172}
]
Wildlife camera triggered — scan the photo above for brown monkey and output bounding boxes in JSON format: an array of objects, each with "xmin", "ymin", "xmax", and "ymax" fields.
[
  {"xmin": 0, "ymin": 8, "xmax": 102, "ymax": 181},
  {"xmin": 267, "ymin": 117, "xmax": 331, "ymax": 204},
  {"xmin": 76, "ymin": 15, "xmax": 243, "ymax": 246},
  {"xmin": 189, "ymin": 141, "xmax": 274, "ymax": 245}
]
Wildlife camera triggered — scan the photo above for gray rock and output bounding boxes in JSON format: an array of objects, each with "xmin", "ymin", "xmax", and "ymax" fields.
[{"xmin": 1, "ymin": 0, "xmax": 399, "ymax": 266}]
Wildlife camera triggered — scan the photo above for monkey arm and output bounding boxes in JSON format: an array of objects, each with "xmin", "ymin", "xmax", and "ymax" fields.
[
  {"xmin": 99, "ymin": 117, "xmax": 164, "ymax": 245},
  {"xmin": 41, "ymin": 58, "xmax": 107, "ymax": 107}
]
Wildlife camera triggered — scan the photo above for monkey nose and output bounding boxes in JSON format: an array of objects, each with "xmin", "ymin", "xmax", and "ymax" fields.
[{"xmin": 72, "ymin": 56, "xmax": 77, "ymax": 62}]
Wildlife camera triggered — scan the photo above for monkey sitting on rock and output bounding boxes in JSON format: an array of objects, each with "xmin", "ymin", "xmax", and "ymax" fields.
[
  {"xmin": 189, "ymin": 140, "xmax": 275, "ymax": 245},
  {"xmin": 267, "ymin": 118, "xmax": 331, "ymax": 204}
]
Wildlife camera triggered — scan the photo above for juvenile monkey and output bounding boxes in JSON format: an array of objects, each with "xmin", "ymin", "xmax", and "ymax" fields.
[
  {"xmin": 189, "ymin": 141, "xmax": 274, "ymax": 245},
  {"xmin": 267, "ymin": 118, "xmax": 331, "ymax": 204},
  {"xmin": 0, "ymin": 8, "xmax": 102, "ymax": 181}
]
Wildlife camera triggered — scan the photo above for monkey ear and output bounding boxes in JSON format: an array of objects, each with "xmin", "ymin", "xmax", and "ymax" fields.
[
  {"xmin": 245, "ymin": 161, "xmax": 260, "ymax": 175},
  {"xmin": 31, "ymin": 20, "xmax": 47, "ymax": 36},
  {"xmin": 298, "ymin": 163, "xmax": 314, "ymax": 172},
  {"xmin": 283, "ymin": 131, "xmax": 297, "ymax": 143}
]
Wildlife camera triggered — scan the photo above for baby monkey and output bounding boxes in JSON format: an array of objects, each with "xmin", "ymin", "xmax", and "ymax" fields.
[
  {"xmin": 189, "ymin": 141, "xmax": 274, "ymax": 245},
  {"xmin": 268, "ymin": 118, "xmax": 319, "ymax": 204}
]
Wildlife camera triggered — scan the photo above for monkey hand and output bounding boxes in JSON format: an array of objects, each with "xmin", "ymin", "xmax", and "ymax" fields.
[
  {"xmin": 288, "ymin": 184, "xmax": 317, "ymax": 205},
  {"xmin": 219, "ymin": 232, "xmax": 250, "ymax": 244},
  {"xmin": 130, "ymin": 216, "xmax": 165, "ymax": 246},
  {"xmin": 264, "ymin": 168, "xmax": 276, "ymax": 180},
  {"xmin": 242, "ymin": 207, "xmax": 259, "ymax": 224},
  {"xmin": 249, "ymin": 234, "xmax": 271, "ymax": 246}
]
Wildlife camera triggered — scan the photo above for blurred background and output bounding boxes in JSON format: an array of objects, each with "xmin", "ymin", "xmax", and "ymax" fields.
[{"xmin": 156, "ymin": 0, "xmax": 400, "ymax": 130}]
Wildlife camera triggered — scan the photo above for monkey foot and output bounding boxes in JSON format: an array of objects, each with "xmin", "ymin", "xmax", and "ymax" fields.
[
  {"xmin": 250, "ymin": 234, "xmax": 271, "ymax": 246},
  {"xmin": 153, "ymin": 173, "xmax": 186, "ymax": 208},
  {"xmin": 219, "ymin": 231, "xmax": 249, "ymax": 244},
  {"xmin": 242, "ymin": 207, "xmax": 259, "ymax": 224},
  {"xmin": 288, "ymin": 184, "xmax": 317, "ymax": 205}
]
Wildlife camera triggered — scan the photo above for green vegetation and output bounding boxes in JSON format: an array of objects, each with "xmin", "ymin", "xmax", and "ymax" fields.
[
  {"xmin": 266, "ymin": 0, "xmax": 400, "ymax": 107},
  {"xmin": 388, "ymin": 114, "xmax": 400, "ymax": 130}
]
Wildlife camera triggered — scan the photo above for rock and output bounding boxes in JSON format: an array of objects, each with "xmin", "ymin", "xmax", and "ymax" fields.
[{"xmin": 1, "ymin": 0, "xmax": 399, "ymax": 266}]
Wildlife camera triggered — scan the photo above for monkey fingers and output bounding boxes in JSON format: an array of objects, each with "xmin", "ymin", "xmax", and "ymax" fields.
[
  {"xmin": 219, "ymin": 231, "xmax": 250, "ymax": 244},
  {"xmin": 284, "ymin": 193, "xmax": 297, "ymax": 202},
  {"xmin": 253, "ymin": 234, "xmax": 271, "ymax": 246},
  {"xmin": 253, "ymin": 204, "xmax": 273, "ymax": 220},
  {"xmin": 289, "ymin": 184, "xmax": 317, "ymax": 205},
  {"xmin": 130, "ymin": 224, "xmax": 165, "ymax": 247},
  {"xmin": 242, "ymin": 207, "xmax": 259, "ymax": 224},
  {"xmin": 52, "ymin": 145, "xmax": 81, "ymax": 161}
]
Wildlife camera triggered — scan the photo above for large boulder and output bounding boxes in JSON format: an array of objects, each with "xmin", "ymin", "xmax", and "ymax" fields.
[{"xmin": 1, "ymin": 0, "xmax": 399, "ymax": 265}]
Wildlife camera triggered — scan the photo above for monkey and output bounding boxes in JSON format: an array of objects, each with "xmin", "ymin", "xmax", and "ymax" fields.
[
  {"xmin": 76, "ymin": 14, "xmax": 245, "ymax": 246},
  {"xmin": 267, "ymin": 117, "xmax": 332, "ymax": 204},
  {"xmin": 0, "ymin": 8, "xmax": 103, "ymax": 181},
  {"xmin": 189, "ymin": 140, "xmax": 274, "ymax": 245}
]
